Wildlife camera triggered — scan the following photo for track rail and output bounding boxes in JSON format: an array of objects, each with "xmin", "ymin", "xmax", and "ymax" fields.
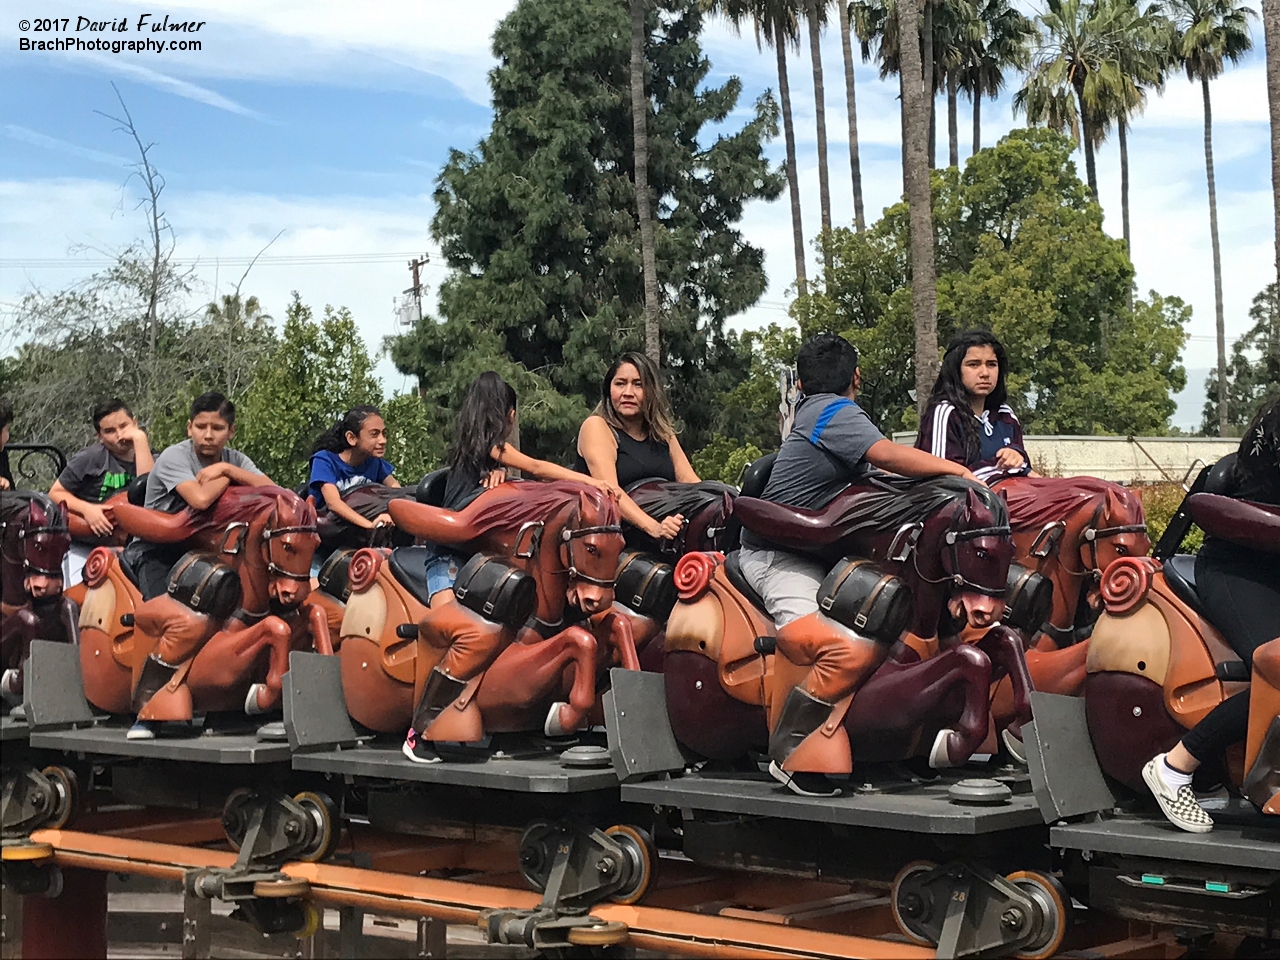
[{"xmin": 30, "ymin": 828, "xmax": 934, "ymax": 959}]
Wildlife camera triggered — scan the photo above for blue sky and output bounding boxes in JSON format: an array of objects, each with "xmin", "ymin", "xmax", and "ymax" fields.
[{"xmin": 1, "ymin": 0, "xmax": 1271, "ymax": 429}]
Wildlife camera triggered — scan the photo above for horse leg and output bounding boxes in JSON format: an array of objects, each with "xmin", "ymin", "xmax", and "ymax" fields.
[
  {"xmin": 973, "ymin": 624, "xmax": 1035, "ymax": 729},
  {"xmin": 848, "ymin": 644, "xmax": 993, "ymax": 768},
  {"xmin": 602, "ymin": 611, "xmax": 639, "ymax": 672},
  {"xmin": 187, "ymin": 616, "xmax": 293, "ymax": 714},
  {"xmin": 476, "ymin": 627, "xmax": 599, "ymax": 734}
]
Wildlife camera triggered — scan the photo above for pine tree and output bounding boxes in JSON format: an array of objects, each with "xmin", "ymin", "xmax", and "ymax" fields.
[{"xmin": 389, "ymin": 0, "xmax": 783, "ymax": 459}]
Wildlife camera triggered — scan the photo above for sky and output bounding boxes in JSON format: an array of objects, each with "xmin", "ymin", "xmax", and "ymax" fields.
[{"xmin": 0, "ymin": 0, "xmax": 1272, "ymax": 431}]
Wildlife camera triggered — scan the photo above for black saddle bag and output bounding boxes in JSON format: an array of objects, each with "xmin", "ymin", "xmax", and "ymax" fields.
[
  {"xmin": 614, "ymin": 550, "xmax": 677, "ymax": 620},
  {"xmin": 318, "ymin": 549, "xmax": 355, "ymax": 602},
  {"xmin": 816, "ymin": 557, "xmax": 913, "ymax": 644},
  {"xmin": 167, "ymin": 551, "xmax": 242, "ymax": 620},
  {"xmin": 453, "ymin": 555, "xmax": 537, "ymax": 627},
  {"xmin": 1002, "ymin": 562, "xmax": 1054, "ymax": 633}
]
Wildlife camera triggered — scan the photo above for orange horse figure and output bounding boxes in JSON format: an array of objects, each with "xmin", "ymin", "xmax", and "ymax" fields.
[
  {"xmin": 77, "ymin": 486, "xmax": 329, "ymax": 723},
  {"xmin": 333, "ymin": 481, "xmax": 632, "ymax": 750},
  {"xmin": 989, "ymin": 476, "xmax": 1149, "ymax": 741}
]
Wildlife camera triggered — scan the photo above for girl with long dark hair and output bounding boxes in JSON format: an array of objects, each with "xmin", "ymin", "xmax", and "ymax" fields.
[
  {"xmin": 308, "ymin": 406, "xmax": 401, "ymax": 530},
  {"xmin": 421, "ymin": 372, "xmax": 619, "ymax": 605},
  {"xmin": 575, "ymin": 352, "xmax": 699, "ymax": 540},
  {"xmin": 914, "ymin": 329, "xmax": 1032, "ymax": 484}
]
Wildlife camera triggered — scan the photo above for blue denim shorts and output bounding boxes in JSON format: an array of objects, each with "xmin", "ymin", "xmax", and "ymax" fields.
[{"xmin": 424, "ymin": 545, "xmax": 463, "ymax": 599}]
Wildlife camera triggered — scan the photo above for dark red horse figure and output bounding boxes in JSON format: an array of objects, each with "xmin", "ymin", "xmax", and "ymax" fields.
[
  {"xmin": 385, "ymin": 481, "xmax": 633, "ymax": 747},
  {"xmin": 314, "ymin": 482, "xmax": 418, "ymax": 554},
  {"xmin": 1, "ymin": 491, "xmax": 77, "ymax": 707},
  {"xmin": 667, "ymin": 477, "xmax": 1034, "ymax": 779},
  {"xmin": 105, "ymin": 486, "xmax": 329, "ymax": 723},
  {"xmin": 625, "ymin": 480, "xmax": 737, "ymax": 556}
]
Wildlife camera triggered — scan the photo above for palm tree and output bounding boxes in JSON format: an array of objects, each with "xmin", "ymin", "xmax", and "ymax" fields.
[
  {"xmin": 806, "ymin": 0, "xmax": 835, "ymax": 275},
  {"xmin": 1267, "ymin": 0, "xmax": 1280, "ymax": 284},
  {"xmin": 1167, "ymin": 0, "xmax": 1256, "ymax": 436},
  {"xmin": 707, "ymin": 0, "xmax": 809, "ymax": 296},
  {"xmin": 837, "ymin": 0, "xmax": 868, "ymax": 229},
  {"xmin": 1015, "ymin": 0, "xmax": 1127, "ymax": 197},
  {"xmin": 898, "ymin": 0, "xmax": 942, "ymax": 411},
  {"xmin": 630, "ymin": 0, "xmax": 662, "ymax": 360},
  {"xmin": 931, "ymin": 0, "xmax": 982, "ymax": 167},
  {"xmin": 961, "ymin": 0, "xmax": 1035, "ymax": 154}
]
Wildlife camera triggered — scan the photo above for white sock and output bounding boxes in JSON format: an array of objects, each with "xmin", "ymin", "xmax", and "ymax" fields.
[{"xmin": 1161, "ymin": 756, "xmax": 1194, "ymax": 789}]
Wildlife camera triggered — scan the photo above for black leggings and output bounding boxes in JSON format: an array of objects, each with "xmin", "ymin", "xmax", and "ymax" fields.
[{"xmin": 1181, "ymin": 540, "xmax": 1280, "ymax": 763}]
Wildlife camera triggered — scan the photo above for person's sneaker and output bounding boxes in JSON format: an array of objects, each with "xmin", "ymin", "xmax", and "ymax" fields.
[
  {"xmin": 1142, "ymin": 754, "xmax": 1213, "ymax": 834},
  {"xmin": 1002, "ymin": 727, "xmax": 1028, "ymax": 765},
  {"xmin": 768, "ymin": 760, "xmax": 841, "ymax": 797},
  {"xmin": 127, "ymin": 720, "xmax": 160, "ymax": 741},
  {"xmin": 401, "ymin": 727, "xmax": 441, "ymax": 764}
]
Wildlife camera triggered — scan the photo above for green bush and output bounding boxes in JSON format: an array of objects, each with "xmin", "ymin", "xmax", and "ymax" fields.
[{"xmin": 1140, "ymin": 483, "xmax": 1202, "ymax": 554}]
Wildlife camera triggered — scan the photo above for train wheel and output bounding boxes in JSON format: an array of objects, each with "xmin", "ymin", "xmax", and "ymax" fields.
[
  {"xmin": 604, "ymin": 824, "xmax": 657, "ymax": 905},
  {"xmin": 221, "ymin": 788, "xmax": 255, "ymax": 851},
  {"xmin": 1005, "ymin": 870, "xmax": 1071, "ymax": 960},
  {"xmin": 890, "ymin": 860, "xmax": 938, "ymax": 946},
  {"xmin": 252, "ymin": 877, "xmax": 311, "ymax": 899},
  {"xmin": 566, "ymin": 920, "xmax": 629, "ymax": 946},
  {"xmin": 0, "ymin": 841, "xmax": 54, "ymax": 862},
  {"xmin": 293, "ymin": 791, "xmax": 340, "ymax": 863},
  {"xmin": 41, "ymin": 766, "xmax": 80, "ymax": 830}
]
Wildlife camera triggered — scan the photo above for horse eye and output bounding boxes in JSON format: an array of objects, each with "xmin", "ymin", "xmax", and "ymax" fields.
[
  {"xmin": 1115, "ymin": 544, "xmax": 1128, "ymax": 556},
  {"xmin": 975, "ymin": 549, "xmax": 988, "ymax": 560},
  {"xmin": 586, "ymin": 544, "xmax": 599, "ymax": 556}
]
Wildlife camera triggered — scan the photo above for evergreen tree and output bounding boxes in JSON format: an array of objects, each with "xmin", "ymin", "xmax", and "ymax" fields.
[
  {"xmin": 388, "ymin": 0, "xmax": 783, "ymax": 461},
  {"xmin": 1202, "ymin": 283, "xmax": 1280, "ymax": 433}
]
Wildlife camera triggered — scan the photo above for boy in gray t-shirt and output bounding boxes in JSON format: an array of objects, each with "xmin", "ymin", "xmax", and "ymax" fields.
[
  {"xmin": 123, "ymin": 392, "xmax": 271, "ymax": 601},
  {"xmin": 739, "ymin": 335, "xmax": 976, "ymax": 797}
]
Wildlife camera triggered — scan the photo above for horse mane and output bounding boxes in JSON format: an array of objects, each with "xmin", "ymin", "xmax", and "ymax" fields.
[
  {"xmin": 464, "ymin": 480, "xmax": 620, "ymax": 537},
  {"xmin": 824, "ymin": 475, "xmax": 1007, "ymax": 539},
  {"xmin": 0, "ymin": 490, "xmax": 66, "ymax": 531},
  {"xmin": 629, "ymin": 480, "xmax": 737, "ymax": 521},
  {"xmin": 999, "ymin": 476, "xmax": 1135, "ymax": 531},
  {"xmin": 173, "ymin": 485, "xmax": 311, "ymax": 538}
]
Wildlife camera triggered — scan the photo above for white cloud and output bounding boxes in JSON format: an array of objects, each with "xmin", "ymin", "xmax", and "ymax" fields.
[
  {"xmin": 2, "ymin": 125, "xmax": 130, "ymax": 166},
  {"xmin": 87, "ymin": 58, "xmax": 266, "ymax": 118}
]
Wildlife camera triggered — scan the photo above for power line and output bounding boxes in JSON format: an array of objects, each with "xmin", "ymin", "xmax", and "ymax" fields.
[{"xmin": 0, "ymin": 252, "xmax": 446, "ymax": 269}]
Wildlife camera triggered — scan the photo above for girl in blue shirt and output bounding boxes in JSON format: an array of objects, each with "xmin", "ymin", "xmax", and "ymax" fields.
[{"xmin": 308, "ymin": 406, "xmax": 401, "ymax": 531}]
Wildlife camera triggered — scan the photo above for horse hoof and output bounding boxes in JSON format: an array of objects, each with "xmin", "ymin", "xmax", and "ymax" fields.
[
  {"xmin": 1002, "ymin": 727, "xmax": 1028, "ymax": 765},
  {"xmin": 244, "ymin": 684, "xmax": 269, "ymax": 716},
  {"xmin": 929, "ymin": 729, "xmax": 957, "ymax": 770},
  {"xmin": 544, "ymin": 701, "xmax": 572, "ymax": 738}
]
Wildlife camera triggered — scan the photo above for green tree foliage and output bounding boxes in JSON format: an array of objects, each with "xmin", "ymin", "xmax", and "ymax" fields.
[
  {"xmin": 796, "ymin": 128, "xmax": 1187, "ymax": 435},
  {"xmin": 236, "ymin": 294, "xmax": 383, "ymax": 489},
  {"xmin": 388, "ymin": 0, "xmax": 784, "ymax": 461},
  {"xmin": 1, "ymin": 249, "xmax": 276, "ymax": 459},
  {"xmin": 1202, "ymin": 283, "xmax": 1280, "ymax": 433},
  {"xmin": 382, "ymin": 391, "xmax": 442, "ymax": 486}
]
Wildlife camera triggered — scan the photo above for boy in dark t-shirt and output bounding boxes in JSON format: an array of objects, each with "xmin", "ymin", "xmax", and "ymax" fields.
[{"xmin": 50, "ymin": 399, "xmax": 155, "ymax": 583}]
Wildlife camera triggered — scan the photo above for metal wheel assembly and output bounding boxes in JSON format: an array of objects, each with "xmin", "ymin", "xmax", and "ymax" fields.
[
  {"xmin": 293, "ymin": 790, "xmax": 340, "ymax": 863},
  {"xmin": 890, "ymin": 860, "xmax": 939, "ymax": 945},
  {"xmin": 566, "ymin": 919, "xmax": 630, "ymax": 946},
  {"xmin": 604, "ymin": 824, "xmax": 657, "ymax": 905},
  {"xmin": 40, "ymin": 765, "xmax": 79, "ymax": 830},
  {"xmin": 1005, "ymin": 870, "xmax": 1071, "ymax": 960}
]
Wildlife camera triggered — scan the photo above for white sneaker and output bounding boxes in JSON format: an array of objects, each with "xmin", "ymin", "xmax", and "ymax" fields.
[
  {"xmin": 244, "ymin": 683, "xmax": 269, "ymax": 716},
  {"xmin": 127, "ymin": 721, "xmax": 159, "ymax": 740},
  {"xmin": 1142, "ymin": 754, "xmax": 1213, "ymax": 834},
  {"xmin": 1002, "ymin": 727, "xmax": 1028, "ymax": 765},
  {"xmin": 544, "ymin": 701, "xmax": 571, "ymax": 737}
]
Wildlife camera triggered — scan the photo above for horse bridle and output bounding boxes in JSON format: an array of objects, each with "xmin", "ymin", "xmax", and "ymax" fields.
[
  {"xmin": 559, "ymin": 524, "xmax": 624, "ymax": 588},
  {"xmin": 260, "ymin": 520, "xmax": 320, "ymax": 583},
  {"xmin": 1042, "ymin": 505, "xmax": 1147, "ymax": 577},
  {"xmin": 941, "ymin": 523, "xmax": 1012, "ymax": 596},
  {"xmin": 1, "ymin": 515, "xmax": 71, "ymax": 578}
]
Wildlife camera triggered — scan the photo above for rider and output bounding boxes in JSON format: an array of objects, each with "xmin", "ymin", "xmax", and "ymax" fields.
[
  {"xmin": 738, "ymin": 334, "xmax": 979, "ymax": 796},
  {"xmin": 0, "ymin": 401, "xmax": 13, "ymax": 490},
  {"xmin": 1144, "ymin": 397, "xmax": 1280, "ymax": 833},
  {"xmin": 49, "ymin": 399, "xmax": 155, "ymax": 585},
  {"xmin": 421, "ymin": 371, "xmax": 618, "ymax": 607},
  {"xmin": 402, "ymin": 371, "xmax": 619, "ymax": 765},
  {"xmin": 914, "ymin": 329, "xmax": 1032, "ymax": 484},
  {"xmin": 308, "ymin": 406, "xmax": 401, "ymax": 532},
  {"xmin": 575, "ymin": 351, "xmax": 698, "ymax": 543},
  {"xmin": 122, "ymin": 392, "xmax": 274, "ymax": 601}
]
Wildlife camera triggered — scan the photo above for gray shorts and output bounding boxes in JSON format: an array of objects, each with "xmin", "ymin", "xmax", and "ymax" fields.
[{"xmin": 737, "ymin": 546, "xmax": 829, "ymax": 627}]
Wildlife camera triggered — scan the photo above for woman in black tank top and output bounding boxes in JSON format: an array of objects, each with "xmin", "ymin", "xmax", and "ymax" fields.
[{"xmin": 575, "ymin": 352, "xmax": 700, "ymax": 541}]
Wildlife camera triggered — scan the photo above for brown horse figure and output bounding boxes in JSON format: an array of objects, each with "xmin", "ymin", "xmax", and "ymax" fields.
[
  {"xmin": 989, "ymin": 476, "xmax": 1149, "ymax": 743},
  {"xmin": 1085, "ymin": 490, "xmax": 1280, "ymax": 814},
  {"xmin": 333, "ymin": 481, "xmax": 632, "ymax": 751},
  {"xmin": 1, "ymin": 491, "xmax": 77, "ymax": 707},
  {"xmin": 667, "ymin": 477, "xmax": 1035, "ymax": 784},
  {"xmin": 625, "ymin": 480, "xmax": 737, "ymax": 556},
  {"xmin": 77, "ymin": 486, "xmax": 329, "ymax": 724}
]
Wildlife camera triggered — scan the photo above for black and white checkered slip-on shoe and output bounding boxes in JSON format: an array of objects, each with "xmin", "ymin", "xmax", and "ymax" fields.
[{"xmin": 1142, "ymin": 753, "xmax": 1213, "ymax": 834}]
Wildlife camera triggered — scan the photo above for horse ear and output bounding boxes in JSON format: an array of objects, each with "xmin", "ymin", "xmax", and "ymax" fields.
[
  {"xmin": 28, "ymin": 497, "xmax": 48, "ymax": 526},
  {"xmin": 275, "ymin": 493, "xmax": 292, "ymax": 520}
]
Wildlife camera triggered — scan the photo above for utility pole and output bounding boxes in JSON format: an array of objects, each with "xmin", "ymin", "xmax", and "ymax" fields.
[{"xmin": 406, "ymin": 253, "xmax": 429, "ymax": 321}]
